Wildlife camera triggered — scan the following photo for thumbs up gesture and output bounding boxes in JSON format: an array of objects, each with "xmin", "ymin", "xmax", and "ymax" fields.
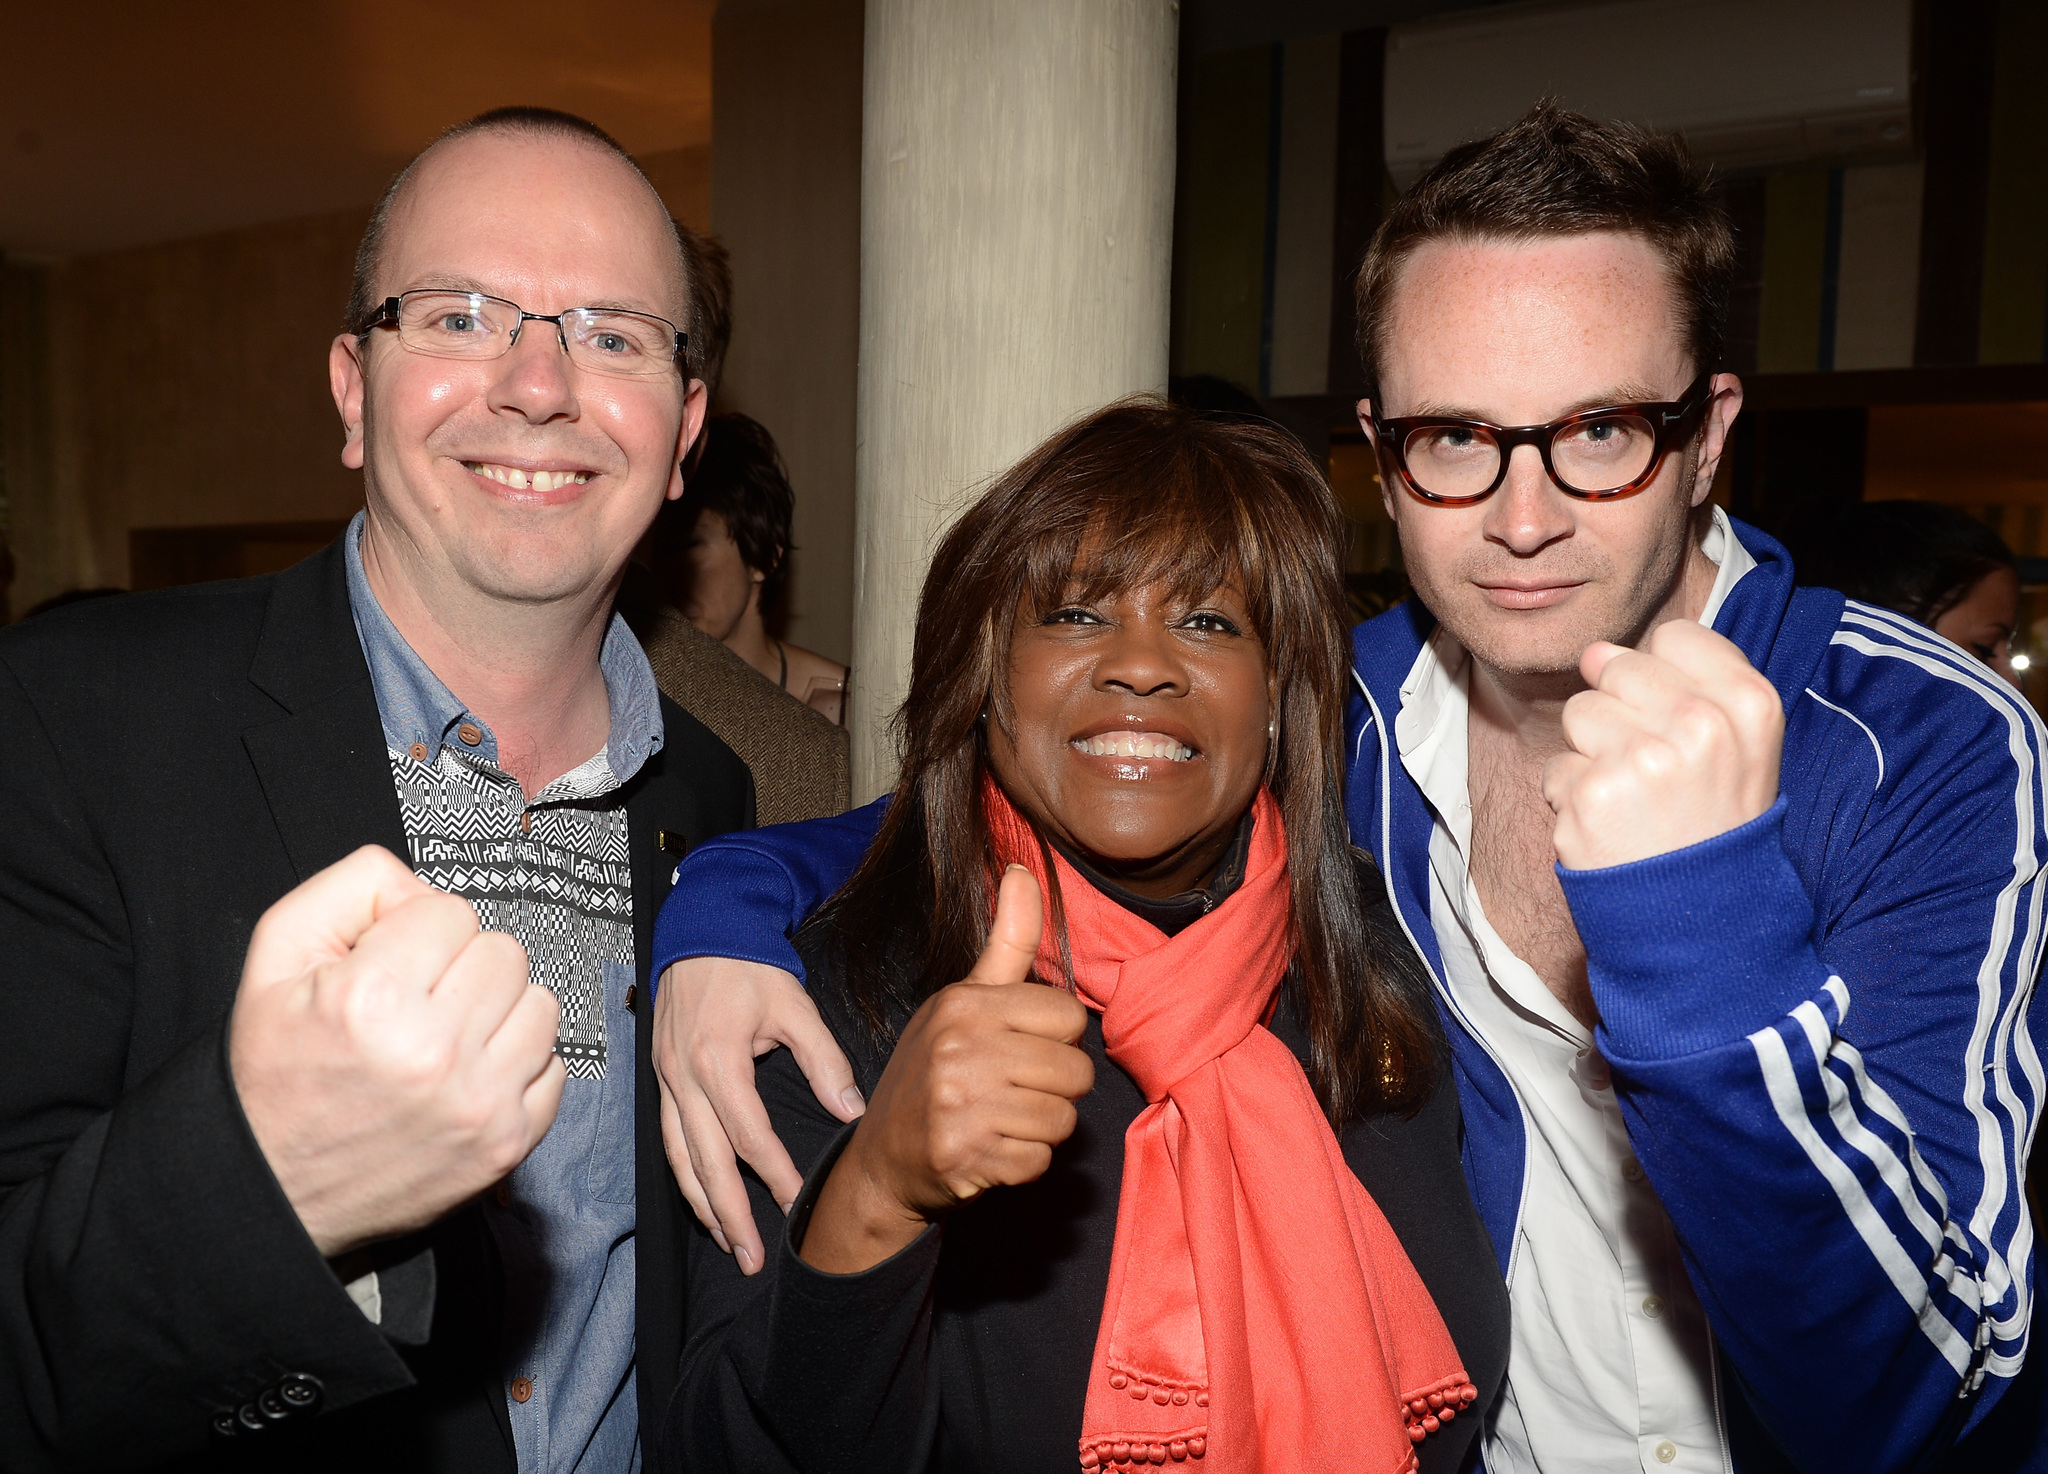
[
  {"xmin": 229, "ymin": 845, "xmax": 566, "ymax": 1257},
  {"xmin": 801, "ymin": 866, "xmax": 1094, "ymax": 1275}
]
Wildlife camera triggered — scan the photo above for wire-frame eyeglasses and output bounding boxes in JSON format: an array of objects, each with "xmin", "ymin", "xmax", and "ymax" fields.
[{"xmin": 356, "ymin": 289, "xmax": 689, "ymax": 380}]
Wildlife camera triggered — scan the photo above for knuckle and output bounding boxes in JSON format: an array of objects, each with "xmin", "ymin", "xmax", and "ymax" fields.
[
  {"xmin": 685, "ymin": 1036, "xmax": 730, "ymax": 1084},
  {"xmin": 1629, "ymin": 738, "xmax": 1682, "ymax": 783},
  {"xmin": 1578, "ymin": 766, "xmax": 1637, "ymax": 813},
  {"xmin": 472, "ymin": 929, "xmax": 529, "ymax": 971},
  {"xmin": 930, "ymin": 1072, "xmax": 974, "ymax": 1116}
]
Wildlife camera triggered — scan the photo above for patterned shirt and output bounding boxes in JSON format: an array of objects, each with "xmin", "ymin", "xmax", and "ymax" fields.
[{"xmin": 345, "ymin": 513, "xmax": 662, "ymax": 1473}]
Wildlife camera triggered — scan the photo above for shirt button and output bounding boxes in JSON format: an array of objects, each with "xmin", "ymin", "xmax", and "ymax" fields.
[
  {"xmin": 408, "ymin": 741, "xmax": 430, "ymax": 763},
  {"xmin": 1623, "ymin": 1157, "xmax": 1644, "ymax": 1182},
  {"xmin": 511, "ymin": 1376, "xmax": 533, "ymax": 1404},
  {"xmin": 494, "ymin": 1181, "xmax": 513, "ymax": 1208},
  {"xmin": 1643, "ymin": 1295, "xmax": 1666, "ymax": 1318},
  {"xmin": 625, "ymin": 984, "xmax": 638, "ymax": 1010},
  {"xmin": 521, "ymin": 811, "xmax": 533, "ymax": 836},
  {"xmin": 1654, "ymin": 1439, "xmax": 1678, "ymax": 1463},
  {"xmin": 457, "ymin": 722, "xmax": 483, "ymax": 747}
]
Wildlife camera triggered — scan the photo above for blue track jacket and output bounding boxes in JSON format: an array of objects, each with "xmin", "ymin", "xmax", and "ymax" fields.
[{"xmin": 652, "ymin": 520, "xmax": 2045, "ymax": 1472}]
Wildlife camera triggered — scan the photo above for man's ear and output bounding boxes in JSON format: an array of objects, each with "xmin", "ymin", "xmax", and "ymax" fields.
[
  {"xmin": 330, "ymin": 335, "xmax": 368, "ymax": 471},
  {"xmin": 1359, "ymin": 398, "xmax": 1400, "ymax": 522},
  {"xmin": 669, "ymin": 379, "xmax": 709, "ymax": 500},
  {"xmin": 1690, "ymin": 373, "xmax": 1745, "ymax": 509}
]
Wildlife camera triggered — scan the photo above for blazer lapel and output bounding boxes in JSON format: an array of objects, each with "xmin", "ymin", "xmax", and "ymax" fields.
[{"xmin": 239, "ymin": 538, "xmax": 409, "ymax": 880}]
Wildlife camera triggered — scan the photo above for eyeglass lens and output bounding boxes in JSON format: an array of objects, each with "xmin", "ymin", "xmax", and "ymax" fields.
[
  {"xmin": 1403, "ymin": 412, "xmax": 1661, "ymax": 499},
  {"xmin": 395, "ymin": 291, "xmax": 675, "ymax": 377}
]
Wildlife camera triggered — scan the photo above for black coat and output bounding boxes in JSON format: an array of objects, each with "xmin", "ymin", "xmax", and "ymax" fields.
[
  {"xmin": 660, "ymin": 864, "xmax": 1512, "ymax": 1474},
  {"xmin": 0, "ymin": 540, "xmax": 753, "ymax": 1473}
]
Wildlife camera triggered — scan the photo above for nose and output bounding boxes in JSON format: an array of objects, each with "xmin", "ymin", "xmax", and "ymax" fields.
[
  {"xmin": 1095, "ymin": 616, "xmax": 1189, "ymax": 700},
  {"xmin": 1481, "ymin": 443, "xmax": 1576, "ymax": 557},
  {"xmin": 488, "ymin": 317, "xmax": 580, "ymax": 424}
]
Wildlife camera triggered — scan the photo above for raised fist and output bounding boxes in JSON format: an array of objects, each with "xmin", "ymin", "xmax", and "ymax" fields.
[
  {"xmin": 230, "ymin": 845, "xmax": 566, "ymax": 1257},
  {"xmin": 1544, "ymin": 619, "xmax": 1784, "ymax": 871}
]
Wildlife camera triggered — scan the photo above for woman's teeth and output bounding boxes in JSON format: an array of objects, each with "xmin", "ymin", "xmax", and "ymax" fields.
[
  {"xmin": 467, "ymin": 462, "xmax": 592, "ymax": 492},
  {"xmin": 1072, "ymin": 731, "xmax": 1195, "ymax": 761}
]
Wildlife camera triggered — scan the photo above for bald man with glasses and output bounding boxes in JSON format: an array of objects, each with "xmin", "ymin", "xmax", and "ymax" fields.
[{"xmin": 0, "ymin": 107, "xmax": 751, "ymax": 1472}]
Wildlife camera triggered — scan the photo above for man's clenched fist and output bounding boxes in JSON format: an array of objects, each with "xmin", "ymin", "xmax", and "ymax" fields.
[
  {"xmin": 229, "ymin": 846, "xmax": 565, "ymax": 1257},
  {"xmin": 1544, "ymin": 619, "xmax": 1784, "ymax": 871}
]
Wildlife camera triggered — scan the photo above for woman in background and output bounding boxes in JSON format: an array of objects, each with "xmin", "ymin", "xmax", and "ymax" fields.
[
  {"xmin": 1807, "ymin": 499, "xmax": 2020, "ymax": 684},
  {"xmin": 649, "ymin": 412, "xmax": 848, "ymax": 720}
]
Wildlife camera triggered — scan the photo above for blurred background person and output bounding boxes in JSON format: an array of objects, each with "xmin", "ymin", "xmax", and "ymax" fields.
[
  {"xmin": 622, "ymin": 222, "xmax": 849, "ymax": 822},
  {"xmin": 650, "ymin": 411, "xmax": 848, "ymax": 723},
  {"xmin": 1805, "ymin": 500, "xmax": 2020, "ymax": 684}
]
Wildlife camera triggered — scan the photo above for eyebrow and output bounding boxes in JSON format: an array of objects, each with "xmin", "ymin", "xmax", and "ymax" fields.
[{"xmin": 1399, "ymin": 383, "xmax": 1671, "ymax": 423}]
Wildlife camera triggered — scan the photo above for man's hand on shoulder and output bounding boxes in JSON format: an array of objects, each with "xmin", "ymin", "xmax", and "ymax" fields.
[
  {"xmin": 1544, "ymin": 619, "xmax": 1784, "ymax": 870},
  {"xmin": 229, "ymin": 845, "xmax": 565, "ymax": 1257},
  {"xmin": 653, "ymin": 956, "xmax": 864, "ymax": 1275}
]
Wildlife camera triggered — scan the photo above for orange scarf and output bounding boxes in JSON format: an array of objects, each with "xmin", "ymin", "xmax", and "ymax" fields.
[{"xmin": 983, "ymin": 781, "xmax": 1475, "ymax": 1473}]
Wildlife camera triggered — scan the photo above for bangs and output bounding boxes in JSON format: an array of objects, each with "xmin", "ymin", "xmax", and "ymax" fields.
[
  {"xmin": 1007, "ymin": 436, "xmax": 1282, "ymax": 639},
  {"xmin": 904, "ymin": 395, "xmax": 1349, "ymax": 773}
]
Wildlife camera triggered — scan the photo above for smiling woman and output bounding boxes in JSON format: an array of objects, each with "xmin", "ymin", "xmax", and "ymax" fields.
[{"xmin": 659, "ymin": 397, "xmax": 1510, "ymax": 1474}]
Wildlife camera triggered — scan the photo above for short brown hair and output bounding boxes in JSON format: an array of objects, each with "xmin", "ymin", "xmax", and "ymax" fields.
[
  {"xmin": 815, "ymin": 396, "xmax": 1436, "ymax": 1123},
  {"xmin": 678, "ymin": 224, "xmax": 733, "ymax": 402},
  {"xmin": 1354, "ymin": 102, "xmax": 1735, "ymax": 397},
  {"xmin": 345, "ymin": 106, "xmax": 694, "ymax": 373}
]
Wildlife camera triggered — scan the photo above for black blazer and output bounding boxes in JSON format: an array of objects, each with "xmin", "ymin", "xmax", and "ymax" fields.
[
  {"xmin": 0, "ymin": 540, "xmax": 753, "ymax": 1473},
  {"xmin": 662, "ymin": 864, "xmax": 1511, "ymax": 1474}
]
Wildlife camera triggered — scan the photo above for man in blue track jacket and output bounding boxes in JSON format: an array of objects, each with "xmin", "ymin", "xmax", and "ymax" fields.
[{"xmin": 643, "ymin": 106, "xmax": 2044, "ymax": 1472}]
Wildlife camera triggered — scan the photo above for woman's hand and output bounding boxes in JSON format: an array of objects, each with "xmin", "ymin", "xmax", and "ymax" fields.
[{"xmin": 802, "ymin": 867, "xmax": 1094, "ymax": 1274}]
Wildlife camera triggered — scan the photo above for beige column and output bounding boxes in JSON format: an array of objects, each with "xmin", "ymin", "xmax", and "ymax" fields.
[{"xmin": 850, "ymin": 0, "xmax": 1180, "ymax": 800}]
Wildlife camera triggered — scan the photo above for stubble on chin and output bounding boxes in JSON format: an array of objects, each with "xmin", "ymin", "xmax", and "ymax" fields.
[{"xmin": 1411, "ymin": 551, "xmax": 1616, "ymax": 685}]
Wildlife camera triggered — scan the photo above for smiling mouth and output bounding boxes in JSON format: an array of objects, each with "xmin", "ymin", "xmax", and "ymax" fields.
[
  {"xmin": 465, "ymin": 461, "xmax": 592, "ymax": 493},
  {"xmin": 1071, "ymin": 731, "xmax": 1196, "ymax": 762}
]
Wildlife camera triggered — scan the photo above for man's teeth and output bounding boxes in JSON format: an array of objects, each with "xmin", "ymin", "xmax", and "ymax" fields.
[
  {"xmin": 467, "ymin": 463, "xmax": 592, "ymax": 493},
  {"xmin": 1072, "ymin": 732, "xmax": 1195, "ymax": 761}
]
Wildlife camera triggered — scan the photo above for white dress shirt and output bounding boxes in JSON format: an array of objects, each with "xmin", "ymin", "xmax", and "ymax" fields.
[{"xmin": 1393, "ymin": 508, "xmax": 1755, "ymax": 1474}]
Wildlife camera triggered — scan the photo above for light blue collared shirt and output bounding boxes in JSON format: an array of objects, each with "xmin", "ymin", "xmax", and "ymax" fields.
[{"xmin": 344, "ymin": 511, "xmax": 661, "ymax": 1473}]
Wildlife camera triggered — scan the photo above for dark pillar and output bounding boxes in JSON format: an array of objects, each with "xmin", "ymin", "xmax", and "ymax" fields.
[
  {"xmin": 1326, "ymin": 28, "xmax": 1386, "ymax": 402},
  {"xmin": 1912, "ymin": 0, "xmax": 1999, "ymax": 366},
  {"xmin": 1730, "ymin": 408, "xmax": 1870, "ymax": 577},
  {"xmin": 1720, "ymin": 177, "xmax": 1766, "ymax": 378}
]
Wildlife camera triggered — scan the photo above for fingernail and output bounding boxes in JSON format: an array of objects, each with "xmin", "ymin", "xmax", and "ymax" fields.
[
  {"xmin": 778, "ymin": 1200, "xmax": 796, "ymax": 1217},
  {"xmin": 734, "ymin": 1243, "xmax": 755, "ymax": 1273},
  {"xmin": 840, "ymin": 1086, "xmax": 867, "ymax": 1117},
  {"xmin": 712, "ymin": 1228, "xmax": 731, "ymax": 1254}
]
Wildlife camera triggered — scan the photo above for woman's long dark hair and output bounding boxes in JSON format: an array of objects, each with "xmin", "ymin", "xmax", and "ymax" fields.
[
  {"xmin": 1804, "ymin": 500, "xmax": 2015, "ymax": 626},
  {"xmin": 815, "ymin": 397, "xmax": 1434, "ymax": 1122}
]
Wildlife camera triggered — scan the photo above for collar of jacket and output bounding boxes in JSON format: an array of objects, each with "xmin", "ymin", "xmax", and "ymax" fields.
[{"xmin": 1340, "ymin": 515, "xmax": 1846, "ymax": 1275}]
